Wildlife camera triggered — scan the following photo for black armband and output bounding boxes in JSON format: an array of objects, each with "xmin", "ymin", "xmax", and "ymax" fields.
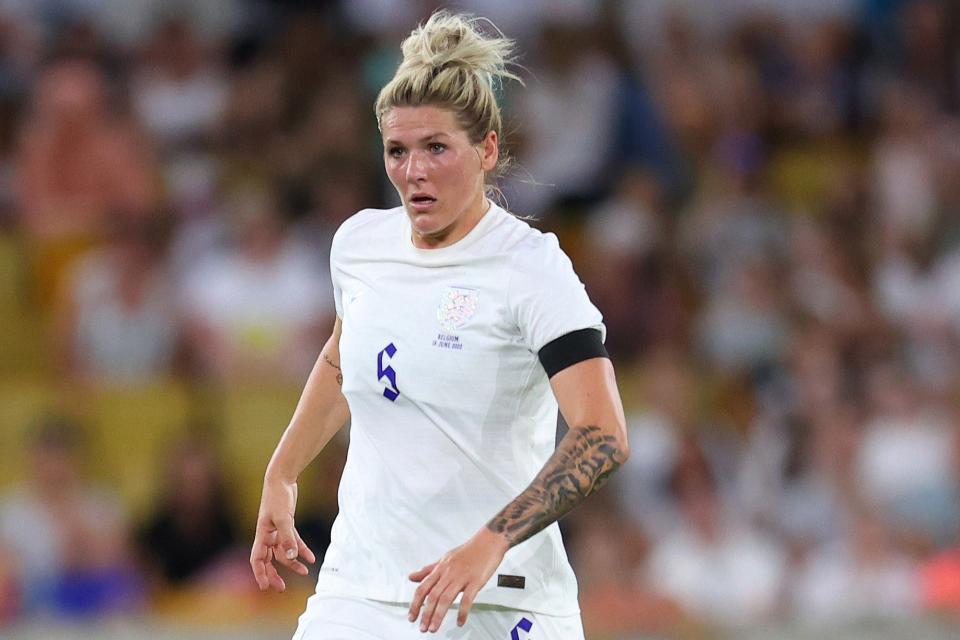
[{"xmin": 537, "ymin": 328, "xmax": 608, "ymax": 378}]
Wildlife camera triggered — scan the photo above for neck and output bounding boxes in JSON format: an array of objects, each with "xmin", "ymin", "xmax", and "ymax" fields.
[{"xmin": 412, "ymin": 194, "xmax": 490, "ymax": 249}]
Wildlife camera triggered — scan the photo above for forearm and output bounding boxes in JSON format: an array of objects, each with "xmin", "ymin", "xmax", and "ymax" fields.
[
  {"xmin": 486, "ymin": 423, "xmax": 627, "ymax": 547},
  {"xmin": 264, "ymin": 325, "xmax": 349, "ymax": 484},
  {"xmin": 486, "ymin": 357, "xmax": 629, "ymax": 547}
]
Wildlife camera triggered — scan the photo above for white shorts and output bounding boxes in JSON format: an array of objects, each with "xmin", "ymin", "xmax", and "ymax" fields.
[{"xmin": 292, "ymin": 592, "xmax": 585, "ymax": 640}]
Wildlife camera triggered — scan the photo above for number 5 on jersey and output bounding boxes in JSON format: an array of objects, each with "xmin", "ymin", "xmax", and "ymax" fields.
[{"xmin": 377, "ymin": 342, "xmax": 400, "ymax": 402}]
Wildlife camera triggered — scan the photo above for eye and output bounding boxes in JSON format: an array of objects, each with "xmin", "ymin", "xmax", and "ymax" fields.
[
  {"xmin": 387, "ymin": 146, "xmax": 405, "ymax": 158},
  {"xmin": 429, "ymin": 142, "xmax": 446, "ymax": 154}
]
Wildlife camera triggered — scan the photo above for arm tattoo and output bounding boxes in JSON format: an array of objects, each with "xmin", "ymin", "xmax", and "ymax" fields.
[
  {"xmin": 486, "ymin": 425, "xmax": 626, "ymax": 547},
  {"xmin": 322, "ymin": 353, "xmax": 343, "ymax": 387}
]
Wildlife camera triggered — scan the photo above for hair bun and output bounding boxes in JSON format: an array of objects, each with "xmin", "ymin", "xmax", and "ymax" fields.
[{"xmin": 397, "ymin": 10, "xmax": 518, "ymax": 90}]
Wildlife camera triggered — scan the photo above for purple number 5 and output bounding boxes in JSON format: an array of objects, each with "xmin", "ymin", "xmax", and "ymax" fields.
[{"xmin": 377, "ymin": 342, "xmax": 399, "ymax": 402}]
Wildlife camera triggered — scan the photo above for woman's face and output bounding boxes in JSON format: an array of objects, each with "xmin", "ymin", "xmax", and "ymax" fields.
[{"xmin": 381, "ymin": 105, "xmax": 497, "ymax": 248}]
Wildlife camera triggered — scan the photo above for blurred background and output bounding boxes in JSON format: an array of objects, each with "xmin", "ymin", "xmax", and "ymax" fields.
[{"xmin": 0, "ymin": 0, "xmax": 959, "ymax": 638}]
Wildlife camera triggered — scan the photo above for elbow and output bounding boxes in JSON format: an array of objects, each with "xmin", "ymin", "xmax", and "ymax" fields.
[{"xmin": 570, "ymin": 420, "xmax": 630, "ymax": 464}]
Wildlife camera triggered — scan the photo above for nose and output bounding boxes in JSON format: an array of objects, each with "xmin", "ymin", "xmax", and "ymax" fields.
[{"xmin": 405, "ymin": 149, "xmax": 427, "ymax": 184}]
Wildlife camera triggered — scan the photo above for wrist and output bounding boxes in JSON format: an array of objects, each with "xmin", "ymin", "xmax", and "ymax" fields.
[
  {"xmin": 264, "ymin": 463, "xmax": 297, "ymax": 486},
  {"xmin": 476, "ymin": 525, "xmax": 510, "ymax": 556}
]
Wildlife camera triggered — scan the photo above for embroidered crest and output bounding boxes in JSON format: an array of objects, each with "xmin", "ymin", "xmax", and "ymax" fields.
[{"xmin": 437, "ymin": 286, "xmax": 478, "ymax": 332}]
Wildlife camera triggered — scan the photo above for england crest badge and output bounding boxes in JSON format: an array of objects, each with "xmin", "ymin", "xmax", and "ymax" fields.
[{"xmin": 437, "ymin": 286, "xmax": 479, "ymax": 332}]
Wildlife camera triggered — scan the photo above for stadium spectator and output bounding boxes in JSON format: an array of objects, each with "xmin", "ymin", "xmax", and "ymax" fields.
[
  {"xmin": 179, "ymin": 181, "xmax": 332, "ymax": 382},
  {"xmin": 50, "ymin": 215, "xmax": 182, "ymax": 385},
  {"xmin": 855, "ymin": 363, "xmax": 960, "ymax": 544},
  {"xmin": 612, "ymin": 346, "xmax": 694, "ymax": 536},
  {"xmin": 0, "ymin": 1, "xmax": 958, "ymax": 636},
  {"xmin": 0, "ymin": 415, "xmax": 141, "ymax": 617},
  {"xmin": 508, "ymin": 14, "xmax": 621, "ymax": 215},
  {"xmin": 137, "ymin": 435, "xmax": 240, "ymax": 587},
  {"xmin": 646, "ymin": 437, "xmax": 787, "ymax": 626},
  {"xmin": 791, "ymin": 510, "xmax": 920, "ymax": 624},
  {"xmin": 15, "ymin": 59, "xmax": 158, "ymax": 309},
  {"xmin": 131, "ymin": 17, "xmax": 228, "ymax": 151}
]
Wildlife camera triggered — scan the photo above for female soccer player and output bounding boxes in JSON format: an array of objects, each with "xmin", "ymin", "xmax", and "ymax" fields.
[{"xmin": 250, "ymin": 11, "xmax": 629, "ymax": 639}]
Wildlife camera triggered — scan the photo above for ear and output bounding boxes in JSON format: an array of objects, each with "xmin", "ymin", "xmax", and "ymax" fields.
[{"xmin": 479, "ymin": 130, "xmax": 498, "ymax": 173}]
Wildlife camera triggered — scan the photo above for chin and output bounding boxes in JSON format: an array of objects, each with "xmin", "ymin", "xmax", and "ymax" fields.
[
  {"xmin": 412, "ymin": 220, "xmax": 456, "ymax": 244},
  {"xmin": 409, "ymin": 211, "xmax": 446, "ymax": 235}
]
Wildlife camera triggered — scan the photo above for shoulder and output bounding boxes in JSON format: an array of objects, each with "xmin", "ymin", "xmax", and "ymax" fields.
[
  {"xmin": 501, "ymin": 217, "xmax": 571, "ymax": 275},
  {"xmin": 332, "ymin": 207, "xmax": 401, "ymax": 248},
  {"xmin": 483, "ymin": 204, "xmax": 564, "ymax": 261}
]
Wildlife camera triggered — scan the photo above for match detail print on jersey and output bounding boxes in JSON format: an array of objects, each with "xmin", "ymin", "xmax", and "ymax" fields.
[
  {"xmin": 510, "ymin": 617, "xmax": 533, "ymax": 640},
  {"xmin": 377, "ymin": 342, "xmax": 399, "ymax": 401}
]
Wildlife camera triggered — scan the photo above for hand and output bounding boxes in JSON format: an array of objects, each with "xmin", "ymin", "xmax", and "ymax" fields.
[
  {"xmin": 408, "ymin": 528, "xmax": 509, "ymax": 633},
  {"xmin": 250, "ymin": 477, "xmax": 316, "ymax": 592}
]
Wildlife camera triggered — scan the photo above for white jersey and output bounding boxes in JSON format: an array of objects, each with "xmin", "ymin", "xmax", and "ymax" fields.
[{"xmin": 315, "ymin": 202, "xmax": 604, "ymax": 616}]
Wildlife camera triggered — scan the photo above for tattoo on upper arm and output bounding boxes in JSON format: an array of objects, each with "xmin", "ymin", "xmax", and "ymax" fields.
[
  {"xmin": 322, "ymin": 353, "xmax": 343, "ymax": 387},
  {"xmin": 486, "ymin": 425, "xmax": 626, "ymax": 547}
]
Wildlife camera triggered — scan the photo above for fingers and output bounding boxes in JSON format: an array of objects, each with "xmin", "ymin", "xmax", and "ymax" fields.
[
  {"xmin": 250, "ymin": 532, "xmax": 273, "ymax": 591},
  {"xmin": 251, "ymin": 558, "xmax": 270, "ymax": 591},
  {"xmin": 408, "ymin": 566, "xmax": 441, "ymax": 623},
  {"xmin": 250, "ymin": 544, "xmax": 267, "ymax": 590},
  {"xmin": 275, "ymin": 515, "xmax": 300, "ymax": 563},
  {"xmin": 279, "ymin": 555, "xmax": 311, "ymax": 576},
  {"xmin": 417, "ymin": 585, "xmax": 441, "ymax": 632},
  {"xmin": 421, "ymin": 582, "xmax": 461, "ymax": 633},
  {"xmin": 265, "ymin": 548, "xmax": 287, "ymax": 592},
  {"xmin": 408, "ymin": 562, "xmax": 437, "ymax": 583},
  {"xmin": 273, "ymin": 518, "xmax": 311, "ymax": 575},
  {"xmin": 296, "ymin": 529, "xmax": 317, "ymax": 565},
  {"xmin": 457, "ymin": 585, "xmax": 480, "ymax": 627},
  {"xmin": 251, "ymin": 522, "xmax": 311, "ymax": 591}
]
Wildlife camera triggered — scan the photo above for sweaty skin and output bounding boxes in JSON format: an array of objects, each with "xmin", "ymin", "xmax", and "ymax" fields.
[{"xmin": 486, "ymin": 424, "xmax": 626, "ymax": 546}]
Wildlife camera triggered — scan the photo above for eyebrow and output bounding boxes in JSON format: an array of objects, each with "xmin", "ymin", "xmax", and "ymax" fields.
[{"xmin": 383, "ymin": 132, "xmax": 451, "ymax": 146}]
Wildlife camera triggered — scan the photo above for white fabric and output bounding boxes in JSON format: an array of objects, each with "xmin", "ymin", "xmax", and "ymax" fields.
[
  {"xmin": 614, "ymin": 410, "xmax": 678, "ymax": 534},
  {"xmin": 69, "ymin": 250, "xmax": 178, "ymax": 380},
  {"xmin": 511, "ymin": 54, "xmax": 619, "ymax": 214},
  {"xmin": 318, "ymin": 203, "xmax": 604, "ymax": 615},
  {"xmin": 180, "ymin": 239, "xmax": 332, "ymax": 376},
  {"xmin": 857, "ymin": 413, "xmax": 957, "ymax": 505},
  {"xmin": 132, "ymin": 69, "xmax": 227, "ymax": 145},
  {"xmin": 792, "ymin": 542, "xmax": 919, "ymax": 624},
  {"xmin": 293, "ymin": 592, "xmax": 585, "ymax": 640},
  {"xmin": 647, "ymin": 520, "xmax": 786, "ymax": 626}
]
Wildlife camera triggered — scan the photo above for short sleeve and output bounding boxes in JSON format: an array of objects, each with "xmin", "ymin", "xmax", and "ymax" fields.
[
  {"xmin": 330, "ymin": 224, "xmax": 344, "ymax": 319},
  {"xmin": 508, "ymin": 233, "xmax": 605, "ymax": 353}
]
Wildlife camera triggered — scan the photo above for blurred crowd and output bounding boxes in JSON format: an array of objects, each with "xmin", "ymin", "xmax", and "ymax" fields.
[{"xmin": 0, "ymin": 0, "xmax": 959, "ymax": 636}]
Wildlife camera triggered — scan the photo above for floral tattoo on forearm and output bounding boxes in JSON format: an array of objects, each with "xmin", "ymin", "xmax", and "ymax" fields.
[
  {"xmin": 322, "ymin": 353, "xmax": 342, "ymax": 387},
  {"xmin": 487, "ymin": 425, "xmax": 626, "ymax": 547}
]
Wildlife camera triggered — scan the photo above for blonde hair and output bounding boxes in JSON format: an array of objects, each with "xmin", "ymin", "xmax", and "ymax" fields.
[{"xmin": 375, "ymin": 11, "xmax": 521, "ymax": 175}]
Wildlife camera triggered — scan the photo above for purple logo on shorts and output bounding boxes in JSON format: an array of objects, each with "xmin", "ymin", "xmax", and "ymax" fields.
[
  {"xmin": 377, "ymin": 342, "xmax": 399, "ymax": 402},
  {"xmin": 510, "ymin": 617, "xmax": 533, "ymax": 640}
]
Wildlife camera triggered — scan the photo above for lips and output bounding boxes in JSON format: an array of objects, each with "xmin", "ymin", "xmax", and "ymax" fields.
[{"xmin": 409, "ymin": 194, "xmax": 437, "ymax": 212}]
